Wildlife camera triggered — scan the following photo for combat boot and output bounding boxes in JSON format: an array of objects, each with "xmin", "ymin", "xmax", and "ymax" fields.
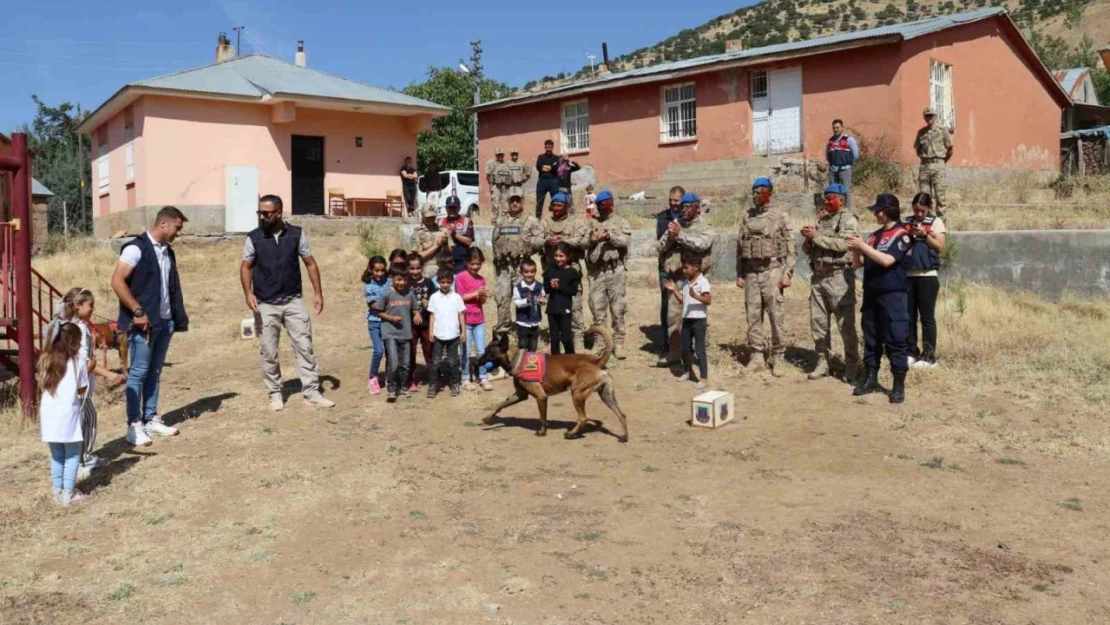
[
  {"xmin": 889, "ymin": 371, "xmax": 906, "ymax": 404},
  {"xmin": 852, "ymin": 367, "xmax": 881, "ymax": 396},
  {"xmin": 747, "ymin": 351, "xmax": 767, "ymax": 372},
  {"xmin": 769, "ymin": 355, "xmax": 787, "ymax": 378},
  {"xmin": 808, "ymin": 354, "xmax": 829, "ymax": 380},
  {"xmin": 843, "ymin": 363, "xmax": 861, "ymax": 386},
  {"xmin": 614, "ymin": 344, "xmax": 626, "ymax": 360}
]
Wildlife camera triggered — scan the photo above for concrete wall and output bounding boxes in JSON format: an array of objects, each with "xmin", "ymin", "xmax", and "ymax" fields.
[{"xmin": 400, "ymin": 224, "xmax": 1110, "ymax": 300}]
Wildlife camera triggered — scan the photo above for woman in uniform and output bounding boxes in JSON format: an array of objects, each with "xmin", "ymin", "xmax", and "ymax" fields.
[
  {"xmin": 902, "ymin": 192, "xmax": 946, "ymax": 368},
  {"xmin": 846, "ymin": 194, "xmax": 913, "ymax": 403}
]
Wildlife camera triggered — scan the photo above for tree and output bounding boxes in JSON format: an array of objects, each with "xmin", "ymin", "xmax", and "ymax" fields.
[
  {"xmin": 402, "ymin": 67, "xmax": 511, "ymax": 172},
  {"xmin": 20, "ymin": 96, "xmax": 91, "ymax": 234}
]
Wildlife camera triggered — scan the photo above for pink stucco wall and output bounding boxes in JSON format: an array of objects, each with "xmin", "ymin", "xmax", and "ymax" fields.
[
  {"xmin": 477, "ymin": 16, "xmax": 1062, "ymax": 193},
  {"xmin": 90, "ymin": 95, "xmax": 419, "ymax": 215}
]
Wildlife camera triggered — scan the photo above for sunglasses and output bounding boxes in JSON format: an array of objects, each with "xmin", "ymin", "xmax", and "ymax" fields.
[{"xmin": 256, "ymin": 210, "xmax": 281, "ymax": 218}]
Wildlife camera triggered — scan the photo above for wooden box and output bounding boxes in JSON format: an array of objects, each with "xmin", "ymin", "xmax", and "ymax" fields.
[{"xmin": 691, "ymin": 390, "xmax": 734, "ymax": 428}]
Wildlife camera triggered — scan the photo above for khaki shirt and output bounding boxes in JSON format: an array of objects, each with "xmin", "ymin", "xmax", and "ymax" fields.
[
  {"xmin": 805, "ymin": 209, "xmax": 859, "ymax": 267},
  {"xmin": 508, "ymin": 159, "xmax": 531, "ymax": 185},
  {"xmin": 738, "ymin": 205, "xmax": 796, "ymax": 278},
  {"xmin": 915, "ymin": 124, "xmax": 952, "ymax": 160},
  {"xmin": 538, "ymin": 215, "xmax": 589, "ymax": 267},
  {"xmin": 657, "ymin": 216, "xmax": 716, "ymax": 274},
  {"xmin": 491, "ymin": 160, "xmax": 513, "ymax": 187},
  {"xmin": 586, "ymin": 213, "xmax": 632, "ymax": 267},
  {"xmin": 492, "ymin": 213, "xmax": 542, "ymax": 264},
  {"xmin": 414, "ymin": 224, "xmax": 450, "ymax": 268}
]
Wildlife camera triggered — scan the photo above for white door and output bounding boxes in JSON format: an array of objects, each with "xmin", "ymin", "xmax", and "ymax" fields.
[
  {"xmin": 224, "ymin": 166, "xmax": 259, "ymax": 233},
  {"xmin": 751, "ymin": 67, "xmax": 802, "ymax": 155}
]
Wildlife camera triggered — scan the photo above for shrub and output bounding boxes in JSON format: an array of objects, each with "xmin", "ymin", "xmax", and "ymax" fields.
[
  {"xmin": 850, "ymin": 131, "xmax": 902, "ymax": 193},
  {"xmin": 356, "ymin": 221, "xmax": 387, "ymax": 259}
]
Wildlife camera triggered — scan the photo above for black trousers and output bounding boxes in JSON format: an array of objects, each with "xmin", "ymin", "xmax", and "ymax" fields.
[
  {"xmin": 516, "ymin": 324, "xmax": 540, "ymax": 352},
  {"xmin": 681, "ymin": 317, "xmax": 708, "ymax": 379},
  {"xmin": 548, "ymin": 313, "xmax": 574, "ymax": 354},
  {"xmin": 431, "ymin": 338, "xmax": 461, "ymax": 387},
  {"xmin": 907, "ymin": 276, "xmax": 940, "ymax": 362},
  {"xmin": 403, "ymin": 186, "xmax": 417, "ymax": 215},
  {"xmin": 535, "ymin": 178, "xmax": 560, "ymax": 219},
  {"xmin": 861, "ymin": 291, "xmax": 910, "ymax": 373}
]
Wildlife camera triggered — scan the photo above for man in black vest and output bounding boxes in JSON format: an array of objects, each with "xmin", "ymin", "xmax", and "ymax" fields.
[
  {"xmin": 240, "ymin": 194, "xmax": 336, "ymax": 411},
  {"xmin": 111, "ymin": 206, "xmax": 190, "ymax": 447}
]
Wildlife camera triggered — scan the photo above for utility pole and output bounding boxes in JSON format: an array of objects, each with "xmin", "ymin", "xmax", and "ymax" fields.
[
  {"xmin": 233, "ymin": 26, "xmax": 245, "ymax": 55},
  {"xmin": 587, "ymin": 53, "xmax": 597, "ymax": 77},
  {"xmin": 470, "ymin": 39, "xmax": 482, "ymax": 171},
  {"xmin": 74, "ymin": 102, "xmax": 86, "ymax": 233}
]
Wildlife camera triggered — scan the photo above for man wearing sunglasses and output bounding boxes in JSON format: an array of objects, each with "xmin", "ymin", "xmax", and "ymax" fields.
[{"xmin": 241, "ymin": 194, "xmax": 335, "ymax": 411}]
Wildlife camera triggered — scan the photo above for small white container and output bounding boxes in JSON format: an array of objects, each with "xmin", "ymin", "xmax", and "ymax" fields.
[
  {"xmin": 240, "ymin": 318, "xmax": 257, "ymax": 340},
  {"xmin": 691, "ymin": 390, "xmax": 734, "ymax": 429}
]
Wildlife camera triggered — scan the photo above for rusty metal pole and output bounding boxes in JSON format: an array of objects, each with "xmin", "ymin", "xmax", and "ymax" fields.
[{"xmin": 11, "ymin": 133, "xmax": 35, "ymax": 418}]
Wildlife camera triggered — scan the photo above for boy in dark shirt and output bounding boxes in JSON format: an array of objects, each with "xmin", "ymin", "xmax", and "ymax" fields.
[
  {"xmin": 373, "ymin": 265, "xmax": 421, "ymax": 401},
  {"xmin": 544, "ymin": 242, "xmax": 581, "ymax": 355},
  {"xmin": 405, "ymin": 253, "xmax": 436, "ymax": 390}
]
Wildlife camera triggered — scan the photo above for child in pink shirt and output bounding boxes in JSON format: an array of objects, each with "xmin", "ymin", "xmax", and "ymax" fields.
[{"xmin": 453, "ymin": 247, "xmax": 493, "ymax": 391}]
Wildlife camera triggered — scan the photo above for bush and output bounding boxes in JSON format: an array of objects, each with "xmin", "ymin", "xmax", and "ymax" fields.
[
  {"xmin": 356, "ymin": 221, "xmax": 387, "ymax": 260},
  {"xmin": 851, "ymin": 131, "xmax": 902, "ymax": 193}
]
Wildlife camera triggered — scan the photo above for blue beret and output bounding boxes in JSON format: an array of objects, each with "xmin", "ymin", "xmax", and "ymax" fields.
[
  {"xmin": 824, "ymin": 183, "xmax": 848, "ymax": 196},
  {"xmin": 752, "ymin": 177, "xmax": 773, "ymax": 190},
  {"xmin": 680, "ymin": 192, "xmax": 700, "ymax": 204},
  {"xmin": 551, "ymin": 192, "xmax": 569, "ymax": 204},
  {"xmin": 595, "ymin": 190, "xmax": 614, "ymax": 203}
]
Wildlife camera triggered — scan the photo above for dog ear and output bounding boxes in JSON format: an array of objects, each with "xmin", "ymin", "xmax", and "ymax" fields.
[{"xmin": 499, "ymin": 331, "xmax": 512, "ymax": 351}]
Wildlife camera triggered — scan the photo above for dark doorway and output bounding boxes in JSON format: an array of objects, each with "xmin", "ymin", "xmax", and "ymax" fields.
[{"xmin": 291, "ymin": 135, "xmax": 325, "ymax": 215}]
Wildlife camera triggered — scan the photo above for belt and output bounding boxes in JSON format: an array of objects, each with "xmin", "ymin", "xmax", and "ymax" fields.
[
  {"xmin": 588, "ymin": 259, "xmax": 622, "ymax": 271},
  {"xmin": 921, "ymin": 157, "xmax": 945, "ymax": 163},
  {"xmin": 742, "ymin": 258, "xmax": 781, "ymax": 268}
]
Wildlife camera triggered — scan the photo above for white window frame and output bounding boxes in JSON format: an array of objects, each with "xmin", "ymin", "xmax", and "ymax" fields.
[
  {"xmin": 660, "ymin": 82, "xmax": 697, "ymax": 143},
  {"xmin": 929, "ymin": 60, "xmax": 955, "ymax": 129},
  {"xmin": 124, "ymin": 124, "xmax": 135, "ymax": 184},
  {"xmin": 751, "ymin": 70, "xmax": 769, "ymax": 99},
  {"xmin": 97, "ymin": 141, "xmax": 110, "ymax": 192},
  {"xmin": 560, "ymin": 99, "xmax": 590, "ymax": 153}
]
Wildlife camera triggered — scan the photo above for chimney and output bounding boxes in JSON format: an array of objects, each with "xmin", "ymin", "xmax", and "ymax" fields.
[
  {"xmin": 215, "ymin": 33, "xmax": 235, "ymax": 63},
  {"xmin": 725, "ymin": 39, "xmax": 743, "ymax": 53},
  {"xmin": 602, "ymin": 42, "xmax": 610, "ymax": 67},
  {"xmin": 295, "ymin": 40, "xmax": 306, "ymax": 67}
]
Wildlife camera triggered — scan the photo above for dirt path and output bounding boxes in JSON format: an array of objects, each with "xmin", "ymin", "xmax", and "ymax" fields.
[{"xmin": 2, "ymin": 237, "xmax": 1108, "ymax": 625}]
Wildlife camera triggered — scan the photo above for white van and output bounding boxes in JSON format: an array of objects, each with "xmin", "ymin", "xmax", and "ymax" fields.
[{"xmin": 417, "ymin": 170, "xmax": 481, "ymax": 219}]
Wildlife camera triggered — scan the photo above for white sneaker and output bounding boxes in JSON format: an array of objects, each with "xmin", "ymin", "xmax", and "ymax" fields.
[
  {"xmin": 145, "ymin": 417, "xmax": 179, "ymax": 437},
  {"xmin": 127, "ymin": 423, "xmax": 152, "ymax": 447},
  {"xmin": 487, "ymin": 369, "xmax": 508, "ymax": 382},
  {"xmin": 75, "ymin": 465, "xmax": 93, "ymax": 483},
  {"xmin": 462, "ymin": 381, "xmax": 476, "ymax": 392},
  {"xmin": 915, "ymin": 360, "xmax": 939, "ymax": 369},
  {"xmin": 82, "ymin": 454, "xmax": 105, "ymax": 469},
  {"xmin": 304, "ymin": 393, "xmax": 336, "ymax": 408},
  {"xmin": 270, "ymin": 394, "xmax": 285, "ymax": 411},
  {"xmin": 907, "ymin": 356, "xmax": 917, "ymax": 367},
  {"xmin": 480, "ymin": 379, "xmax": 494, "ymax": 392}
]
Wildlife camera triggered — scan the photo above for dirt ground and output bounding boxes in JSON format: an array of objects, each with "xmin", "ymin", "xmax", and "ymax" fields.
[{"xmin": 2, "ymin": 235, "xmax": 1109, "ymax": 625}]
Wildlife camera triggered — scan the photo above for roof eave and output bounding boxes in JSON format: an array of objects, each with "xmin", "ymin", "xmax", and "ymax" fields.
[
  {"xmin": 473, "ymin": 35, "xmax": 903, "ymax": 113},
  {"xmin": 269, "ymin": 92, "xmax": 451, "ymax": 117}
]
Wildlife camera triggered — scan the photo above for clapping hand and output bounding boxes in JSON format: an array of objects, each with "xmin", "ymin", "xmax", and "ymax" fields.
[
  {"xmin": 845, "ymin": 233, "xmax": 864, "ymax": 250},
  {"xmin": 667, "ymin": 221, "xmax": 681, "ymax": 239},
  {"xmin": 550, "ymin": 278, "xmax": 560, "ymax": 289},
  {"xmin": 800, "ymin": 225, "xmax": 817, "ymax": 240},
  {"xmin": 662, "ymin": 279, "xmax": 677, "ymax": 293}
]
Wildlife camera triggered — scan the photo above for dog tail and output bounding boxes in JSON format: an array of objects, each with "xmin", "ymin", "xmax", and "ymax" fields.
[{"xmin": 587, "ymin": 325, "xmax": 613, "ymax": 369}]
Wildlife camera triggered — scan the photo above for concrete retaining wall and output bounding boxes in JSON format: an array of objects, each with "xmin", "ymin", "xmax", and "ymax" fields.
[{"xmin": 401, "ymin": 224, "xmax": 1110, "ymax": 300}]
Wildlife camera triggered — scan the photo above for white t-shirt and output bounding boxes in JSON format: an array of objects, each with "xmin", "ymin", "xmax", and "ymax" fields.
[
  {"xmin": 681, "ymin": 274, "xmax": 710, "ymax": 320},
  {"xmin": 40, "ymin": 358, "xmax": 88, "ymax": 443},
  {"xmin": 427, "ymin": 291, "xmax": 466, "ymax": 341},
  {"xmin": 119, "ymin": 232, "xmax": 172, "ymax": 320}
]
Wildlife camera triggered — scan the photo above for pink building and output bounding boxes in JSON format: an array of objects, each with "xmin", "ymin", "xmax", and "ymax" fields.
[
  {"xmin": 474, "ymin": 8, "xmax": 1071, "ymax": 198},
  {"xmin": 77, "ymin": 39, "xmax": 448, "ymax": 236}
]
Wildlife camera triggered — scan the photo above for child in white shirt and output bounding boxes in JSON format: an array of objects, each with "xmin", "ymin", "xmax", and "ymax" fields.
[
  {"xmin": 38, "ymin": 323, "xmax": 90, "ymax": 505},
  {"xmin": 426, "ymin": 267, "xmax": 467, "ymax": 398},
  {"xmin": 664, "ymin": 255, "xmax": 711, "ymax": 389}
]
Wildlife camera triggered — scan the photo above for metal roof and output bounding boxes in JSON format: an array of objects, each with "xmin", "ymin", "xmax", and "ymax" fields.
[
  {"xmin": 134, "ymin": 55, "xmax": 447, "ymax": 109},
  {"xmin": 1052, "ymin": 67, "xmax": 1090, "ymax": 98},
  {"xmin": 476, "ymin": 7, "xmax": 1016, "ymax": 112},
  {"xmin": 32, "ymin": 178, "xmax": 54, "ymax": 197}
]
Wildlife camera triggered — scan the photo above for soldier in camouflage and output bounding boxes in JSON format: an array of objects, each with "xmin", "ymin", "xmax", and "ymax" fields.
[
  {"xmin": 487, "ymin": 147, "xmax": 513, "ymax": 225},
  {"xmin": 413, "ymin": 205, "xmax": 451, "ymax": 276},
  {"xmin": 915, "ymin": 107, "xmax": 953, "ymax": 215},
  {"xmin": 800, "ymin": 183, "xmax": 860, "ymax": 382},
  {"xmin": 539, "ymin": 193, "xmax": 589, "ymax": 349},
  {"xmin": 585, "ymin": 190, "xmax": 631, "ymax": 360},
  {"xmin": 508, "ymin": 148, "xmax": 531, "ymax": 201},
  {"xmin": 657, "ymin": 192, "xmax": 716, "ymax": 368},
  {"xmin": 736, "ymin": 177, "xmax": 795, "ymax": 377},
  {"xmin": 492, "ymin": 194, "xmax": 542, "ymax": 335}
]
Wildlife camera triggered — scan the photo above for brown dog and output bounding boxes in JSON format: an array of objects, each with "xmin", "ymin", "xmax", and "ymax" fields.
[
  {"xmin": 90, "ymin": 322, "xmax": 130, "ymax": 372},
  {"xmin": 478, "ymin": 325, "xmax": 629, "ymax": 442}
]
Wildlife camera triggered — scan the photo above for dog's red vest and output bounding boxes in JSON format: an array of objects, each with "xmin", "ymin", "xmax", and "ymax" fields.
[{"xmin": 514, "ymin": 351, "xmax": 549, "ymax": 391}]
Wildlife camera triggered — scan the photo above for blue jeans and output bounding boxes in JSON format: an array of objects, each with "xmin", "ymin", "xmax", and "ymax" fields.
[
  {"xmin": 368, "ymin": 320, "xmax": 384, "ymax": 379},
  {"xmin": 461, "ymin": 323, "xmax": 489, "ymax": 381},
  {"xmin": 49, "ymin": 441, "xmax": 82, "ymax": 491},
  {"xmin": 126, "ymin": 320, "xmax": 174, "ymax": 425},
  {"xmin": 830, "ymin": 167, "xmax": 853, "ymax": 208}
]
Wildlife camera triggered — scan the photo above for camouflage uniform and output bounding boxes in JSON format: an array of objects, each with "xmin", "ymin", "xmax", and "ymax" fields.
[
  {"xmin": 804, "ymin": 209, "xmax": 860, "ymax": 377},
  {"xmin": 915, "ymin": 123, "xmax": 952, "ymax": 213},
  {"xmin": 586, "ymin": 211, "xmax": 632, "ymax": 350},
  {"xmin": 414, "ymin": 223, "xmax": 451, "ymax": 276},
  {"xmin": 508, "ymin": 153, "xmax": 531, "ymax": 200},
  {"xmin": 657, "ymin": 216, "xmax": 716, "ymax": 364},
  {"xmin": 490, "ymin": 159, "xmax": 513, "ymax": 225},
  {"xmin": 492, "ymin": 212, "xmax": 542, "ymax": 334},
  {"xmin": 539, "ymin": 215, "xmax": 589, "ymax": 346},
  {"xmin": 737, "ymin": 203, "xmax": 795, "ymax": 365}
]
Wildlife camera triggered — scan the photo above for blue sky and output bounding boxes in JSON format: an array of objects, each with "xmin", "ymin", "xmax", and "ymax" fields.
[{"xmin": 0, "ymin": 0, "xmax": 756, "ymax": 132}]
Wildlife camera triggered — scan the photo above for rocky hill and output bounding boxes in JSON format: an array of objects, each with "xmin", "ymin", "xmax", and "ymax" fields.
[{"xmin": 521, "ymin": 0, "xmax": 1107, "ymax": 91}]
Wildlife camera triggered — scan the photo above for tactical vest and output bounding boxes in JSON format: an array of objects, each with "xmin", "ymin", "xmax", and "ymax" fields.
[
  {"xmin": 810, "ymin": 211, "xmax": 854, "ymax": 266},
  {"xmin": 827, "ymin": 135, "xmax": 854, "ymax": 168},
  {"xmin": 494, "ymin": 218, "xmax": 529, "ymax": 261},
  {"xmin": 587, "ymin": 217, "xmax": 626, "ymax": 266},
  {"xmin": 740, "ymin": 208, "xmax": 788, "ymax": 260},
  {"xmin": 901, "ymin": 215, "xmax": 941, "ymax": 271},
  {"xmin": 541, "ymin": 217, "xmax": 583, "ymax": 265},
  {"xmin": 863, "ymin": 225, "xmax": 913, "ymax": 294},
  {"xmin": 661, "ymin": 219, "xmax": 713, "ymax": 274},
  {"xmin": 508, "ymin": 161, "xmax": 527, "ymax": 184},
  {"xmin": 493, "ymin": 161, "xmax": 513, "ymax": 186}
]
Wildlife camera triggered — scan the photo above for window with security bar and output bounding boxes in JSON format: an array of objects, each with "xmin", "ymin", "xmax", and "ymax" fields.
[
  {"xmin": 125, "ymin": 124, "xmax": 135, "ymax": 184},
  {"xmin": 97, "ymin": 142, "xmax": 110, "ymax": 192},
  {"xmin": 751, "ymin": 70, "xmax": 768, "ymax": 99},
  {"xmin": 561, "ymin": 100, "xmax": 590, "ymax": 152},
  {"xmin": 929, "ymin": 60, "xmax": 955, "ymax": 129},
  {"xmin": 661, "ymin": 83, "xmax": 697, "ymax": 142}
]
